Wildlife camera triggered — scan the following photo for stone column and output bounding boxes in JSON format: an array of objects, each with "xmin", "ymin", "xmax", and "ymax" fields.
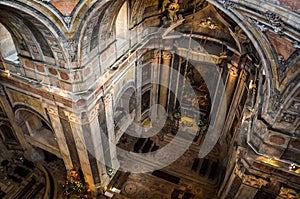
[
  {"xmin": 158, "ymin": 51, "xmax": 172, "ymax": 117},
  {"xmin": 64, "ymin": 111, "xmax": 96, "ymax": 192},
  {"xmin": 136, "ymin": 59, "xmax": 143, "ymax": 121},
  {"xmin": 150, "ymin": 50, "xmax": 161, "ymax": 121},
  {"xmin": 85, "ymin": 104, "xmax": 110, "ymax": 188},
  {"xmin": 225, "ymin": 63, "xmax": 239, "ymax": 109},
  {"xmin": 104, "ymin": 93, "xmax": 119, "ymax": 173},
  {"xmin": 47, "ymin": 106, "xmax": 73, "ymax": 171}
]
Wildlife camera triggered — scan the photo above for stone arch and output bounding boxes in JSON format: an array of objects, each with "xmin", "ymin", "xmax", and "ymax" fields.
[
  {"xmin": 15, "ymin": 107, "xmax": 60, "ymax": 158},
  {"xmin": 205, "ymin": 1, "xmax": 283, "ymax": 105},
  {"xmin": 0, "ymin": 2, "xmax": 68, "ymax": 66},
  {"xmin": 113, "ymin": 82, "xmax": 136, "ymax": 128},
  {"xmin": 114, "ymin": 81, "xmax": 136, "ymax": 110}
]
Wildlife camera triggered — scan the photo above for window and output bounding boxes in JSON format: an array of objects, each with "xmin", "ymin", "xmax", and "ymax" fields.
[
  {"xmin": 116, "ymin": 2, "xmax": 128, "ymax": 41},
  {"xmin": 0, "ymin": 23, "xmax": 18, "ymax": 63}
]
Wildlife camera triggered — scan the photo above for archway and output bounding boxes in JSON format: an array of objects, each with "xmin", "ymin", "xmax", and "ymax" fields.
[
  {"xmin": 114, "ymin": 87, "xmax": 136, "ymax": 141},
  {"xmin": 15, "ymin": 109, "xmax": 60, "ymax": 159}
]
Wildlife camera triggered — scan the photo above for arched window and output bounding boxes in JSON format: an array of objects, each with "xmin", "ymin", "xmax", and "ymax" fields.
[
  {"xmin": 115, "ymin": 2, "xmax": 128, "ymax": 45},
  {"xmin": 0, "ymin": 23, "xmax": 18, "ymax": 63}
]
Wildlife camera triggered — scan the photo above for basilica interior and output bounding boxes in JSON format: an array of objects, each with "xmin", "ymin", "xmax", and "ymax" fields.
[{"xmin": 0, "ymin": 0, "xmax": 299, "ymax": 198}]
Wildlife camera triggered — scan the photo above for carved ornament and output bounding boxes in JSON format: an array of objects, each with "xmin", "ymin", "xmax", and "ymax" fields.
[
  {"xmin": 162, "ymin": 51, "xmax": 172, "ymax": 60},
  {"xmin": 64, "ymin": 111, "xmax": 80, "ymax": 124},
  {"xmin": 279, "ymin": 187, "xmax": 300, "ymax": 199},
  {"xmin": 242, "ymin": 175, "xmax": 268, "ymax": 188},
  {"xmin": 265, "ymin": 11, "xmax": 284, "ymax": 35},
  {"xmin": 47, "ymin": 106, "xmax": 59, "ymax": 116}
]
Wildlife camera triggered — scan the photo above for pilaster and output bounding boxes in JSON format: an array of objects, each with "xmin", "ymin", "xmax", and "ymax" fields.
[
  {"xmin": 104, "ymin": 93, "xmax": 120, "ymax": 173},
  {"xmin": 46, "ymin": 106, "xmax": 73, "ymax": 171},
  {"xmin": 151, "ymin": 50, "xmax": 161, "ymax": 121},
  {"xmin": 63, "ymin": 110, "xmax": 96, "ymax": 192},
  {"xmin": 158, "ymin": 51, "xmax": 172, "ymax": 117}
]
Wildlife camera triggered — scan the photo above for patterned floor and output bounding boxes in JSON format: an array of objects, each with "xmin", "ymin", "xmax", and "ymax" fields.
[{"xmin": 112, "ymin": 122, "xmax": 219, "ymax": 199}]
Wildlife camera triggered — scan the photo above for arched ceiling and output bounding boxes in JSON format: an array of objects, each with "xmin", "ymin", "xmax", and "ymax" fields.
[{"xmin": 0, "ymin": 0, "xmax": 299, "ymax": 125}]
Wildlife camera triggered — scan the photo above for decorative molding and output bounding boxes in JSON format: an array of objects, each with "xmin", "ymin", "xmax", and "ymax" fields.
[
  {"xmin": 199, "ymin": 17, "xmax": 219, "ymax": 30},
  {"xmin": 280, "ymin": 112, "xmax": 297, "ymax": 124},
  {"xmin": 251, "ymin": 18, "xmax": 268, "ymax": 33},
  {"xmin": 278, "ymin": 55, "xmax": 287, "ymax": 81},
  {"xmin": 66, "ymin": 40, "xmax": 77, "ymax": 62},
  {"xmin": 219, "ymin": 0, "xmax": 236, "ymax": 10},
  {"xmin": 64, "ymin": 15, "xmax": 72, "ymax": 28},
  {"xmin": 265, "ymin": 11, "xmax": 284, "ymax": 35}
]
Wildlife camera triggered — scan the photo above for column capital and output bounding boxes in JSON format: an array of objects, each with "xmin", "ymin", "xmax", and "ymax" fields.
[
  {"xmin": 162, "ymin": 51, "xmax": 172, "ymax": 60},
  {"xmin": 154, "ymin": 50, "xmax": 161, "ymax": 59},
  {"xmin": 84, "ymin": 104, "xmax": 100, "ymax": 123},
  {"xmin": 242, "ymin": 175, "xmax": 268, "ymax": 188},
  {"xmin": 46, "ymin": 106, "xmax": 59, "ymax": 116},
  {"xmin": 104, "ymin": 93, "xmax": 112, "ymax": 105},
  {"xmin": 235, "ymin": 164, "xmax": 267, "ymax": 189},
  {"xmin": 228, "ymin": 63, "xmax": 239, "ymax": 77},
  {"xmin": 279, "ymin": 187, "xmax": 300, "ymax": 198},
  {"xmin": 64, "ymin": 111, "xmax": 81, "ymax": 124}
]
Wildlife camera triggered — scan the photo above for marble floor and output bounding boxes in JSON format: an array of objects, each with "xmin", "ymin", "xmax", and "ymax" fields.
[{"xmin": 110, "ymin": 122, "xmax": 220, "ymax": 199}]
